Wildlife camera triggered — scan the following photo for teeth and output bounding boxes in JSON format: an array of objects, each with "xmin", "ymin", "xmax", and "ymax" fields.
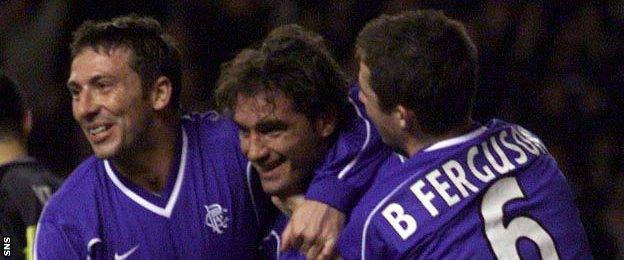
[{"xmin": 90, "ymin": 126, "xmax": 107, "ymax": 135}]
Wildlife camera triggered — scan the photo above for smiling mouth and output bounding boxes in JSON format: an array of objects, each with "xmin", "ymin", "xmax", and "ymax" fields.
[
  {"xmin": 86, "ymin": 124, "xmax": 113, "ymax": 143},
  {"xmin": 253, "ymin": 161, "xmax": 285, "ymax": 179},
  {"xmin": 89, "ymin": 125, "xmax": 109, "ymax": 135}
]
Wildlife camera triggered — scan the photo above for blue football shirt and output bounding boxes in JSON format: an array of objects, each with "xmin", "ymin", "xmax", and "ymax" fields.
[
  {"xmin": 305, "ymin": 86, "xmax": 392, "ymax": 215},
  {"xmin": 35, "ymin": 112, "xmax": 271, "ymax": 259},
  {"xmin": 260, "ymin": 86, "xmax": 396, "ymax": 260},
  {"xmin": 338, "ymin": 119, "xmax": 591, "ymax": 259}
]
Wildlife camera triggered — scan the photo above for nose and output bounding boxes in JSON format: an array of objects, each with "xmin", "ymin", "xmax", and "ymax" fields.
[
  {"xmin": 73, "ymin": 88, "xmax": 99, "ymax": 121},
  {"xmin": 242, "ymin": 133, "xmax": 270, "ymax": 162}
]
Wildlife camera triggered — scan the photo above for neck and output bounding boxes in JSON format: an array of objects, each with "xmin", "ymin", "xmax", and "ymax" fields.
[
  {"xmin": 0, "ymin": 138, "xmax": 29, "ymax": 165},
  {"xmin": 404, "ymin": 121, "xmax": 474, "ymax": 157},
  {"xmin": 112, "ymin": 117, "xmax": 180, "ymax": 193}
]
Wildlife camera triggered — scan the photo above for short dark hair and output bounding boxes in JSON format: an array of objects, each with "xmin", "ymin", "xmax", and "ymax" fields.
[
  {"xmin": 0, "ymin": 71, "xmax": 25, "ymax": 139},
  {"xmin": 356, "ymin": 10, "xmax": 478, "ymax": 135},
  {"xmin": 71, "ymin": 14, "xmax": 182, "ymax": 111},
  {"xmin": 216, "ymin": 24, "xmax": 349, "ymax": 124}
]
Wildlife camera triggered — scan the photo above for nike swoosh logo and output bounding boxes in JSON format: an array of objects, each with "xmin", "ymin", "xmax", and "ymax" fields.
[{"xmin": 114, "ymin": 245, "xmax": 139, "ymax": 260}]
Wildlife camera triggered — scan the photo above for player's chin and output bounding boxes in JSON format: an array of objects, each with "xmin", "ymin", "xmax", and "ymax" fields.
[
  {"xmin": 259, "ymin": 181, "xmax": 286, "ymax": 196},
  {"xmin": 91, "ymin": 143, "xmax": 120, "ymax": 159}
]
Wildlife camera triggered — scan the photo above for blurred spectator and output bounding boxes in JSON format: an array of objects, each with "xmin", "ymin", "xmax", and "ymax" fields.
[{"xmin": 0, "ymin": 71, "xmax": 63, "ymax": 260}]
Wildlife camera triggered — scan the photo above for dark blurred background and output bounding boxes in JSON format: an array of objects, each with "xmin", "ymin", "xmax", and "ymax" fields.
[{"xmin": 1, "ymin": 0, "xmax": 622, "ymax": 258}]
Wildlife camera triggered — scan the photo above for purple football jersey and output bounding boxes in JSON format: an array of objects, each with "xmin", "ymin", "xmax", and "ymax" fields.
[
  {"xmin": 261, "ymin": 86, "xmax": 395, "ymax": 259},
  {"xmin": 338, "ymin": 119, "xmax": 591, "ymax": 259},
  {"xmin": 306, "ymin": 86, "xmax": 392, "ymax": 214},
  {"xmin": 262, "ymin": 214, "xmax": 305, "ymax": 260},
  {"xmin": 35, "ymin": 112, "xmax": 270, "ymax": 259}
]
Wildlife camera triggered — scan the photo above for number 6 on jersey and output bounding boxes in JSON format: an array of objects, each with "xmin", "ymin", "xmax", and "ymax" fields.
[{"xmin": 481, "ymin": 177, "xmax": 558, "ymax": 260}]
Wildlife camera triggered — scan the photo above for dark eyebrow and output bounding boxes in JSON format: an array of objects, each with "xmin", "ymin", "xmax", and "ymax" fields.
[
  {"xmin": 233, "ymin": 117, "xmax": 288, "ymax": 133},
  {"xmin": 66, "ymin": 75, "xmax": 115, "ymax": 90},
  {"xmin": 255, "ymin": 119, "xmax": 288, "ymax": 133},
  {"xmin": 88, "ymin": 75, "xmax": 114, "ymax": 85}
]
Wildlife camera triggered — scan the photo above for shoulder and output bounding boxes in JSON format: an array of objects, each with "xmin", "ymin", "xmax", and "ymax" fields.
[
  {"xmin": 379, "ymin": 153, "xmax": 408, "ymax": 171},
  {"xmin": 183, "ymin": 111, "xmax": 234, "ymax": 131},
  {"xmin": 487, "ymin": 119, "xmax": 545, "ymax": 144},
  {"xmin": 40, "ymin": 156, "xmax": 100, "ymax": 224},
  {"xmin": 484, "ymin": 119, "xmax": 550, "ymax": 158},
  {"xmin": 343, "ymin": 85, "xmax": 370, "ymax": 133},
  {"xmin": 0, "ymin": 161, "xmax": 61, "ymax": 191},
  {"xmin": 181, "ymin": 112, "xmax": 248, "ymax": 183},
  {"xmin": 182, "ymin": 111, "xmax": 239, "ymax": 145},
  {"xmin": 182, "ymin": 111, "xmax": 244, "ymax": 168}
]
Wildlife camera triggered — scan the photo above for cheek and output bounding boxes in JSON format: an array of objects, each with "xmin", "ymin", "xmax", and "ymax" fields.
[
  {"xmin": 270, "ymin": 134, "xmax": 303, "ymax": 157},
  {"xmin": 288, "ymin": 135, "xmax": 321, "ymax": 165},
  {"xmin": 239, "ymin": 136, "xmax": 250, "ymax": 154},
  {"xmin": 71, "ymin": 103, "xmax": 80, "ymax": 120},
  {"xmin": 118, "ymin": 102, "xmax": 152, "ymax": 137}
]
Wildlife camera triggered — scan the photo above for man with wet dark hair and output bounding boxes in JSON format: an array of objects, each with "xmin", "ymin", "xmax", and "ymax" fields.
[
  {"xmin": 338, "ymin": 10, "xmax": 591, "ymax": 259},
  {"xmin": 217, "ymin": 24, "xmax": 393, "ymax": 259},
  {"xmin": 35, "ymin": 15, "xmax": 365, "ymax": 260},
  {"xmin": 34, "ymin": 15, "xmax": 272, "ymax": 259},
  {"xmin": 0, "ymin": 72, "xmax": 61, "ymax": 259}
]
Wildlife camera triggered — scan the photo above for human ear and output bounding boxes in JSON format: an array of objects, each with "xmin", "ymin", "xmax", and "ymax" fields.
[
  {"xmin": 150, "ymin": 76, "xmax": 173, "ymax": 111},
  {"xmin": 315, "ymin": 109, "xmax": 338, "ymax": 138},
  {"xmin": 394, "ymin": 105, "xmax": 410, "ymax": 131}
]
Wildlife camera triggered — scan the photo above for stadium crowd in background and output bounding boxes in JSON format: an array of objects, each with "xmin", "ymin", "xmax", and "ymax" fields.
[{"xmin": 1, "ymin": 0, "xmax": 622, "ymax": 258}]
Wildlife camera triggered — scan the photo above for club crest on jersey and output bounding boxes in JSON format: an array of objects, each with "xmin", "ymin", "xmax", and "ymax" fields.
[{"xmin": 204, "ymin": 204, "xmax": 229, "ymax": 234}]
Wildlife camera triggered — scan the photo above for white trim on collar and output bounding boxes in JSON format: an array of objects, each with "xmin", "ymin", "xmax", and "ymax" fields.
[
  {"xmin": 424, "ymin": 126, "xmax": 487, "ymax": 152},
  {"xmin": 337, "ymin": 97, "xmax": 373, "ymax": 180},
  {"xmin": 103, "ymin": 128, "xmax": 188, "ymax": 218}
]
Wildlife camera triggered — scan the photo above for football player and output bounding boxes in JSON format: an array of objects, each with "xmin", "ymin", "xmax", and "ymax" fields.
[
  {"xmin": 338, "ymin": 10, "xmax": 592, "ymax": 259},
  {"xmin": 216, "ymin": 24, "xmax": 393, "ymax": 259},
  {"xmin": 35, "ymin": 15, "xmax": 351, "ymax": 259}
]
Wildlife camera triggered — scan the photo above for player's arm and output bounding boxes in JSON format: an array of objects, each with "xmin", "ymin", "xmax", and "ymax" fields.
[
  {"xmin": 34, "ymin": 220, "xmax": 84, "ymax": 260},
  {"xmin": 304, "ymin": 87, "xmax": 390, "ymax": 214},
  {"xmin": 282, "ymin": 86, "xmax": 392, "ymax": 259}
]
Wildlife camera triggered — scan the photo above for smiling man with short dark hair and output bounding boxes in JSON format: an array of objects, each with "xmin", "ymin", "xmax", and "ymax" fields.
[
  {"xmin": 217, "ymin": 24, "xmax": 396, "ymax": 259},
  {"xmin": 34, "ymin": 15, "xmax": 271, "ymax": 259}
]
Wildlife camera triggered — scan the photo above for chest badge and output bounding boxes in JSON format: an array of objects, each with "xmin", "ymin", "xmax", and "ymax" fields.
[{"xmin": 204, "ymin": 204, "xmax": 229, "ymax": 234}]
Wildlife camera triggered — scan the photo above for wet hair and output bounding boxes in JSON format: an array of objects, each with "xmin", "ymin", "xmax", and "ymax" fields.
[
  {"xmin": 71, "ymin": 14, "xmax": 181, "ymax": 111},
  {"xmin": 216, "ymin": 24, "xmax": 349, "ymax": 125},
  {"xmin": 356, "ymin": 10, "xmax": 478, "ymax": 135}
]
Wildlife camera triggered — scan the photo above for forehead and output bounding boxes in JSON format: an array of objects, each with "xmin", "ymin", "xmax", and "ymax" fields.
[
  {"xmin": 68, "ymin": 47, "xmax": 133, "ymax": 82},
  {"xmin": 233, "ymin": 91, "xmax": 306, "ymax": 125}
]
